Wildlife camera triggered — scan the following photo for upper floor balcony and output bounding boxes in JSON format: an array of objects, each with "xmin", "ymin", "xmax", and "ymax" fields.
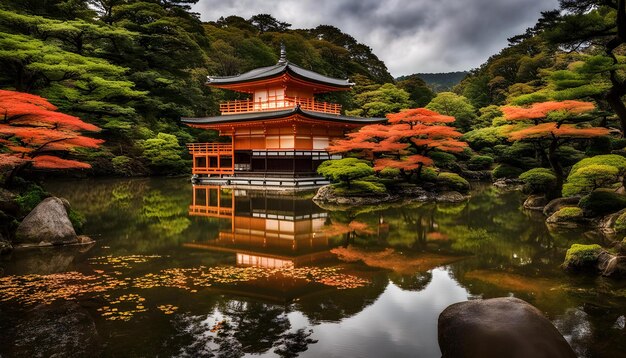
[{"xmin": 219, "ymin": 96, "xmax": 341, "ymax": 115}]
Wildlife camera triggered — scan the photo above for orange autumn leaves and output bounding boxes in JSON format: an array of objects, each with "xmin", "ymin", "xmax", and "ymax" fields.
[
  {"xmin": 501, "ymin": 100, "xmax": 609, "ymax": 141},
  {"xmin": 328, "ymin": 108, "xmax": 467, "ymax": 172},
  {"xmin": 0, "ymin": 90, "xmax": 103, "ymax": 170}
]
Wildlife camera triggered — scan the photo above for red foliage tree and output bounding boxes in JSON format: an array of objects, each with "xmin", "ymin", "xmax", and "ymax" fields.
[
  {"xmin": 328, "ymin": 108, "xmax": 467, "ymax": 179},
  {"xmin": 502, "ymin": 100, "xmax": 610, "ymax": 196},
  {"xmin": 0, "ymin": 90, "xmax": 103, "ymax": 184}
]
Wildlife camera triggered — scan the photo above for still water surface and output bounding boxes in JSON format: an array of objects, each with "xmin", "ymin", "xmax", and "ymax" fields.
[{"xmin": 2, "ymin": 178, "xmax": 626, "ymax": 357}]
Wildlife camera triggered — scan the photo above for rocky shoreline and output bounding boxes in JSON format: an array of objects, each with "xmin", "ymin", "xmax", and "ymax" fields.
[
  {"xmin": 0, "ymin": 192, "xmax": 93, "ymax": 255},
  {"xmin": 312, "ymin": 184, "xmax": 469, "ymax": 210}
]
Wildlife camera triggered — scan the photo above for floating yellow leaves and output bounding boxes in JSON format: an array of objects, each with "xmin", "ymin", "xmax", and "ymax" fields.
[
  {"xmin": 0, "ymin": 272, "xmax": 128, "ymax": 306},
  {"xmin": 133, "ymin": 266, "xmax": 370, "ymax": 291},
  {"xmin": 0, "ymin": 260, "xmax": 370, "ymax": 323},
  {"xmin": 88, "ymin": 255, "xmax": 165, "ymax": 269},
  {"xmin": 157, "ymin": 304, "xmax": 178, "ymax": 315},
  {"xmin": 98, "ymin": 293, "xmax": 148, "ymax": 321}
]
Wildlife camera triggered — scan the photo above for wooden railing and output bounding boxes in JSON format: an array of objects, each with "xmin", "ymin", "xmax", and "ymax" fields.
[
  {"xmin": 186, "ymin": 143, "xmax": 233, "ymax": 154},
  {"xmin": 187, "ymin": 143, "xmax": 234, "ymax": 175},
  {"xmin": 219, "ymin": 96, "xmax": 341, "ymax": 115}
]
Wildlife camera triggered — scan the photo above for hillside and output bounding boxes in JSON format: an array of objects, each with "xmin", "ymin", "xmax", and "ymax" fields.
[{"xmin": 396, "ymin": 72, "xmax": 468, "ymax": 92}]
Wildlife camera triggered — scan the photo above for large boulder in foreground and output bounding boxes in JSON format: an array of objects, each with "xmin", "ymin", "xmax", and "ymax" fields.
[
  {"xmin": 14, "ymin": 197, "xmax": 77, "ymax": 246},
  {"xmin": 438, "ymin": 297, "xmax": 575, "ymax": 358},
  {"xmin": 10, "ymin": 301, "xmax": 102, "ymax": 357}
]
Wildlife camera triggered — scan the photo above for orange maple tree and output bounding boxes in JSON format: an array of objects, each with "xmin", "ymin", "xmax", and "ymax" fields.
[
  {"xmin": 0, "ymin": 90, "xmax": 104, "ymax": 183},
  {"xmin": 328, "ymin": 108, "xmax": 467, "ymax": 179},
  {"xmin": 502, "ymin": 100, "xmax": 610, "ymax": 196}
]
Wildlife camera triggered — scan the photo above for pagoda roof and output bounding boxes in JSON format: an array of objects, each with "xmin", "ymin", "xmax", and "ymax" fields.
[
  {"xmin": 181, "ymin": 106, "xmax": 386, "ymax": 126},
  {"xmin": 207, "ymin": 61, "xmax": 353, "ymax": 89}
]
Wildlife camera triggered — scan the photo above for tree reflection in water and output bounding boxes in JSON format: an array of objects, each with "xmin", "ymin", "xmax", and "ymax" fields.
[{"xmin": 171, "ymin": 300, "xmax": 317, "ymax": 358}]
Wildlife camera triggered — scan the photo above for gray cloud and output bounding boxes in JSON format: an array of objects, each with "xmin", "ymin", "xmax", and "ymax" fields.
[{"xmin": 192, "ymin": 0, "xmax": 559, "ymax": 76}]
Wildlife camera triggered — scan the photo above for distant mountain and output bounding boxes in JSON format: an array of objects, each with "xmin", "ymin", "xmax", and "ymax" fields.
[{"xmin": 396, "ymin": 71, "xmax": 468, "ymax": 92}]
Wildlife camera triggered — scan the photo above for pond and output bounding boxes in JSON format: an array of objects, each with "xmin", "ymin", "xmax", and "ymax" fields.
[{"xmin": 1, "ymin": 178, "xmax": 626, "ymax": 357}]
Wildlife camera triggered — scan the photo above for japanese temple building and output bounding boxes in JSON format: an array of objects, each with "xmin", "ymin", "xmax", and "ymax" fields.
[{"xmin": 181, "ymin": 46, "xmax": 385, "ymax": 189}]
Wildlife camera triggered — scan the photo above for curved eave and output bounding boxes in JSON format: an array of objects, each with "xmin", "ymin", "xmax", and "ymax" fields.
[
  {"xmin": 207, "ymin": 63, "xmax": 353, "ymax": 90},
  {"xmin": 181, "ymin": 106, "xmax": 386, "ymax": 126}
]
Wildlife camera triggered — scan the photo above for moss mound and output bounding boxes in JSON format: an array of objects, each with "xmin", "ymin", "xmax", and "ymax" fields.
[
  {"xmin": 578, "ymin": 189, "xmax": 626, "ymax": 217},
  {"xmin": 437, "ymin": 173, "xmax": 470, "ymax": 193},
  {"xmin": 551, "ymin": 207, "xmax": 583, "ymax": 221},
  {"xmin": 563, "ymin": 244, "xmax": 603, "ymax": 270}
]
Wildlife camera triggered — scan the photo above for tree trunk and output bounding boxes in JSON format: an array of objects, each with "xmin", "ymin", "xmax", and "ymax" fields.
[
  {"xmin": 547, "ymin": 138, "xmax": 563, "ymax": 199},
  {"xmin": 606, "ymin": 90, "xmax": 626, "ymax": 137}
]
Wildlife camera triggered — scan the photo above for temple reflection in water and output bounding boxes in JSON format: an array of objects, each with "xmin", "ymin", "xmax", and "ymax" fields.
[{"xmin": 186, "ymin": 185, "xmax": 337, "ymax": 269}]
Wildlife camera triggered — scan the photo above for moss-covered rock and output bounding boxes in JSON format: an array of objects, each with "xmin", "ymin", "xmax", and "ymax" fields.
[
  {"xmin": 492, "ymin": 164, "xmax": 523, "ymax": 179},
  {"xmin": 546, "ymin": 207, "xmax": 584, "ymax": 226},
  {"xmin": 437, "ymin": 173, "xmax": 470, "ymax": 194},
  {"xmin": 553, "ymin": 206, "xmax": 583, "ymax": 219},
  {"xmin": 563, "ymin": 244, "xmax": 603, "ymax": 270},
  {"xmin": 578, "ymin": 189, "xmax": 626, "ymax": 217}
]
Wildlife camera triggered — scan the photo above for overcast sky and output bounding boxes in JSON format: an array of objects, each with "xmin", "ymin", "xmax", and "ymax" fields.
[{"xmin": 191, "ymin": 0, "xmax": 559, "ymax": 77}]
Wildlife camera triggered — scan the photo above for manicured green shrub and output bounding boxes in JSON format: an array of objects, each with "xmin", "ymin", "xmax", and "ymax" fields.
[
  {"xmin": 563, "ymin": 164, "xmax": 619, "ymax": 197},
  {"xmin": 462, "ymin": 127, "xmax": 506, "ymax": 150},
  {"xmin": 578, "ymin": 189, "xmax": 626, "ymax": 217},
  {"xmin": 379, "ymin": 167, "xmax": 400, "ymax": 179},
  {"xmin": 563, "ymin": 243, "xmax": 603, "ymax": 269},
  {"xmin": 571, "ymin": 154, "xmax": 626, "ymax": 176},
  {"xmin": 467, "ymin": 155, "xmax": 494, "ymax": 170},
  {"xmin": 419, "ymin": 167, "xmax": 438, "ymax": 182},
  {"xmin": 519, "ymin": 168, "xmax": 557, "ymax": 194},
  {"xmin": 437, "ymin": 172, "xmax": 470, "ymax": 193},
  {"xmin": 317, "ymin": 158, "xmax": 375, "ymax": 188},
  {"xmin": 429, "ymin": 152, "xmax": 457, "ymax": 169},
  {"xmin": 492, "ymin": 164, "xmax": 523, "ymax": 179},
  {"xmin": 352, "ymin": 180, "xmax": 386, "ymax": 194}
]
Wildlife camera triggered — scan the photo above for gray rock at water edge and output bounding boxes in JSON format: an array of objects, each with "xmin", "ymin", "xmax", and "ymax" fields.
[
  {"xmin": 523, "ymin": 195, "xmax": 549, "ymax": 211},
  {"xmin": 14, "ymin": 197, "xmax": 77, "ymax": 245},
  {"xmin": 10, "ymin": 301, "xmax": 102, "ymax": 358},
  {"xmin": 435, "ymin": 191, "xmax": 467, "ymax": 203},
  {"xmin": 493, "ymin": 178, "xmax": 523, "ymax": 190},
  {"xmin": 543, "ymin": 196, "xmax": 582, "ymax": 217},
  {"xmin": 438, "ymin": 297, "xmax": 576, "ymax": 358}
]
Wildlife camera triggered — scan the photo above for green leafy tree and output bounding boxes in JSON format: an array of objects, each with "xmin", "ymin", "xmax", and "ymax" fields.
[
  {"xmin": 346, "ymin": 83, "xmax": 412, "ymax": 117},
  {"xmin": 426, "ymin": 92, "xmax": 477, "ymax": 132},
  {"xmin": 141, "ymin": 133, "xmax": 186, "ymax": 172},
  {"xmin": 396, "ymin": 74, "xmax": 435, "ymax": 107}
]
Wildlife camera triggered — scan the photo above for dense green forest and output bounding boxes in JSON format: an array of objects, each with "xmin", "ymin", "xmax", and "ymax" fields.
[{"xmin": 0, "ymin": 0, "xmax": 438, "ymax": 176}]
